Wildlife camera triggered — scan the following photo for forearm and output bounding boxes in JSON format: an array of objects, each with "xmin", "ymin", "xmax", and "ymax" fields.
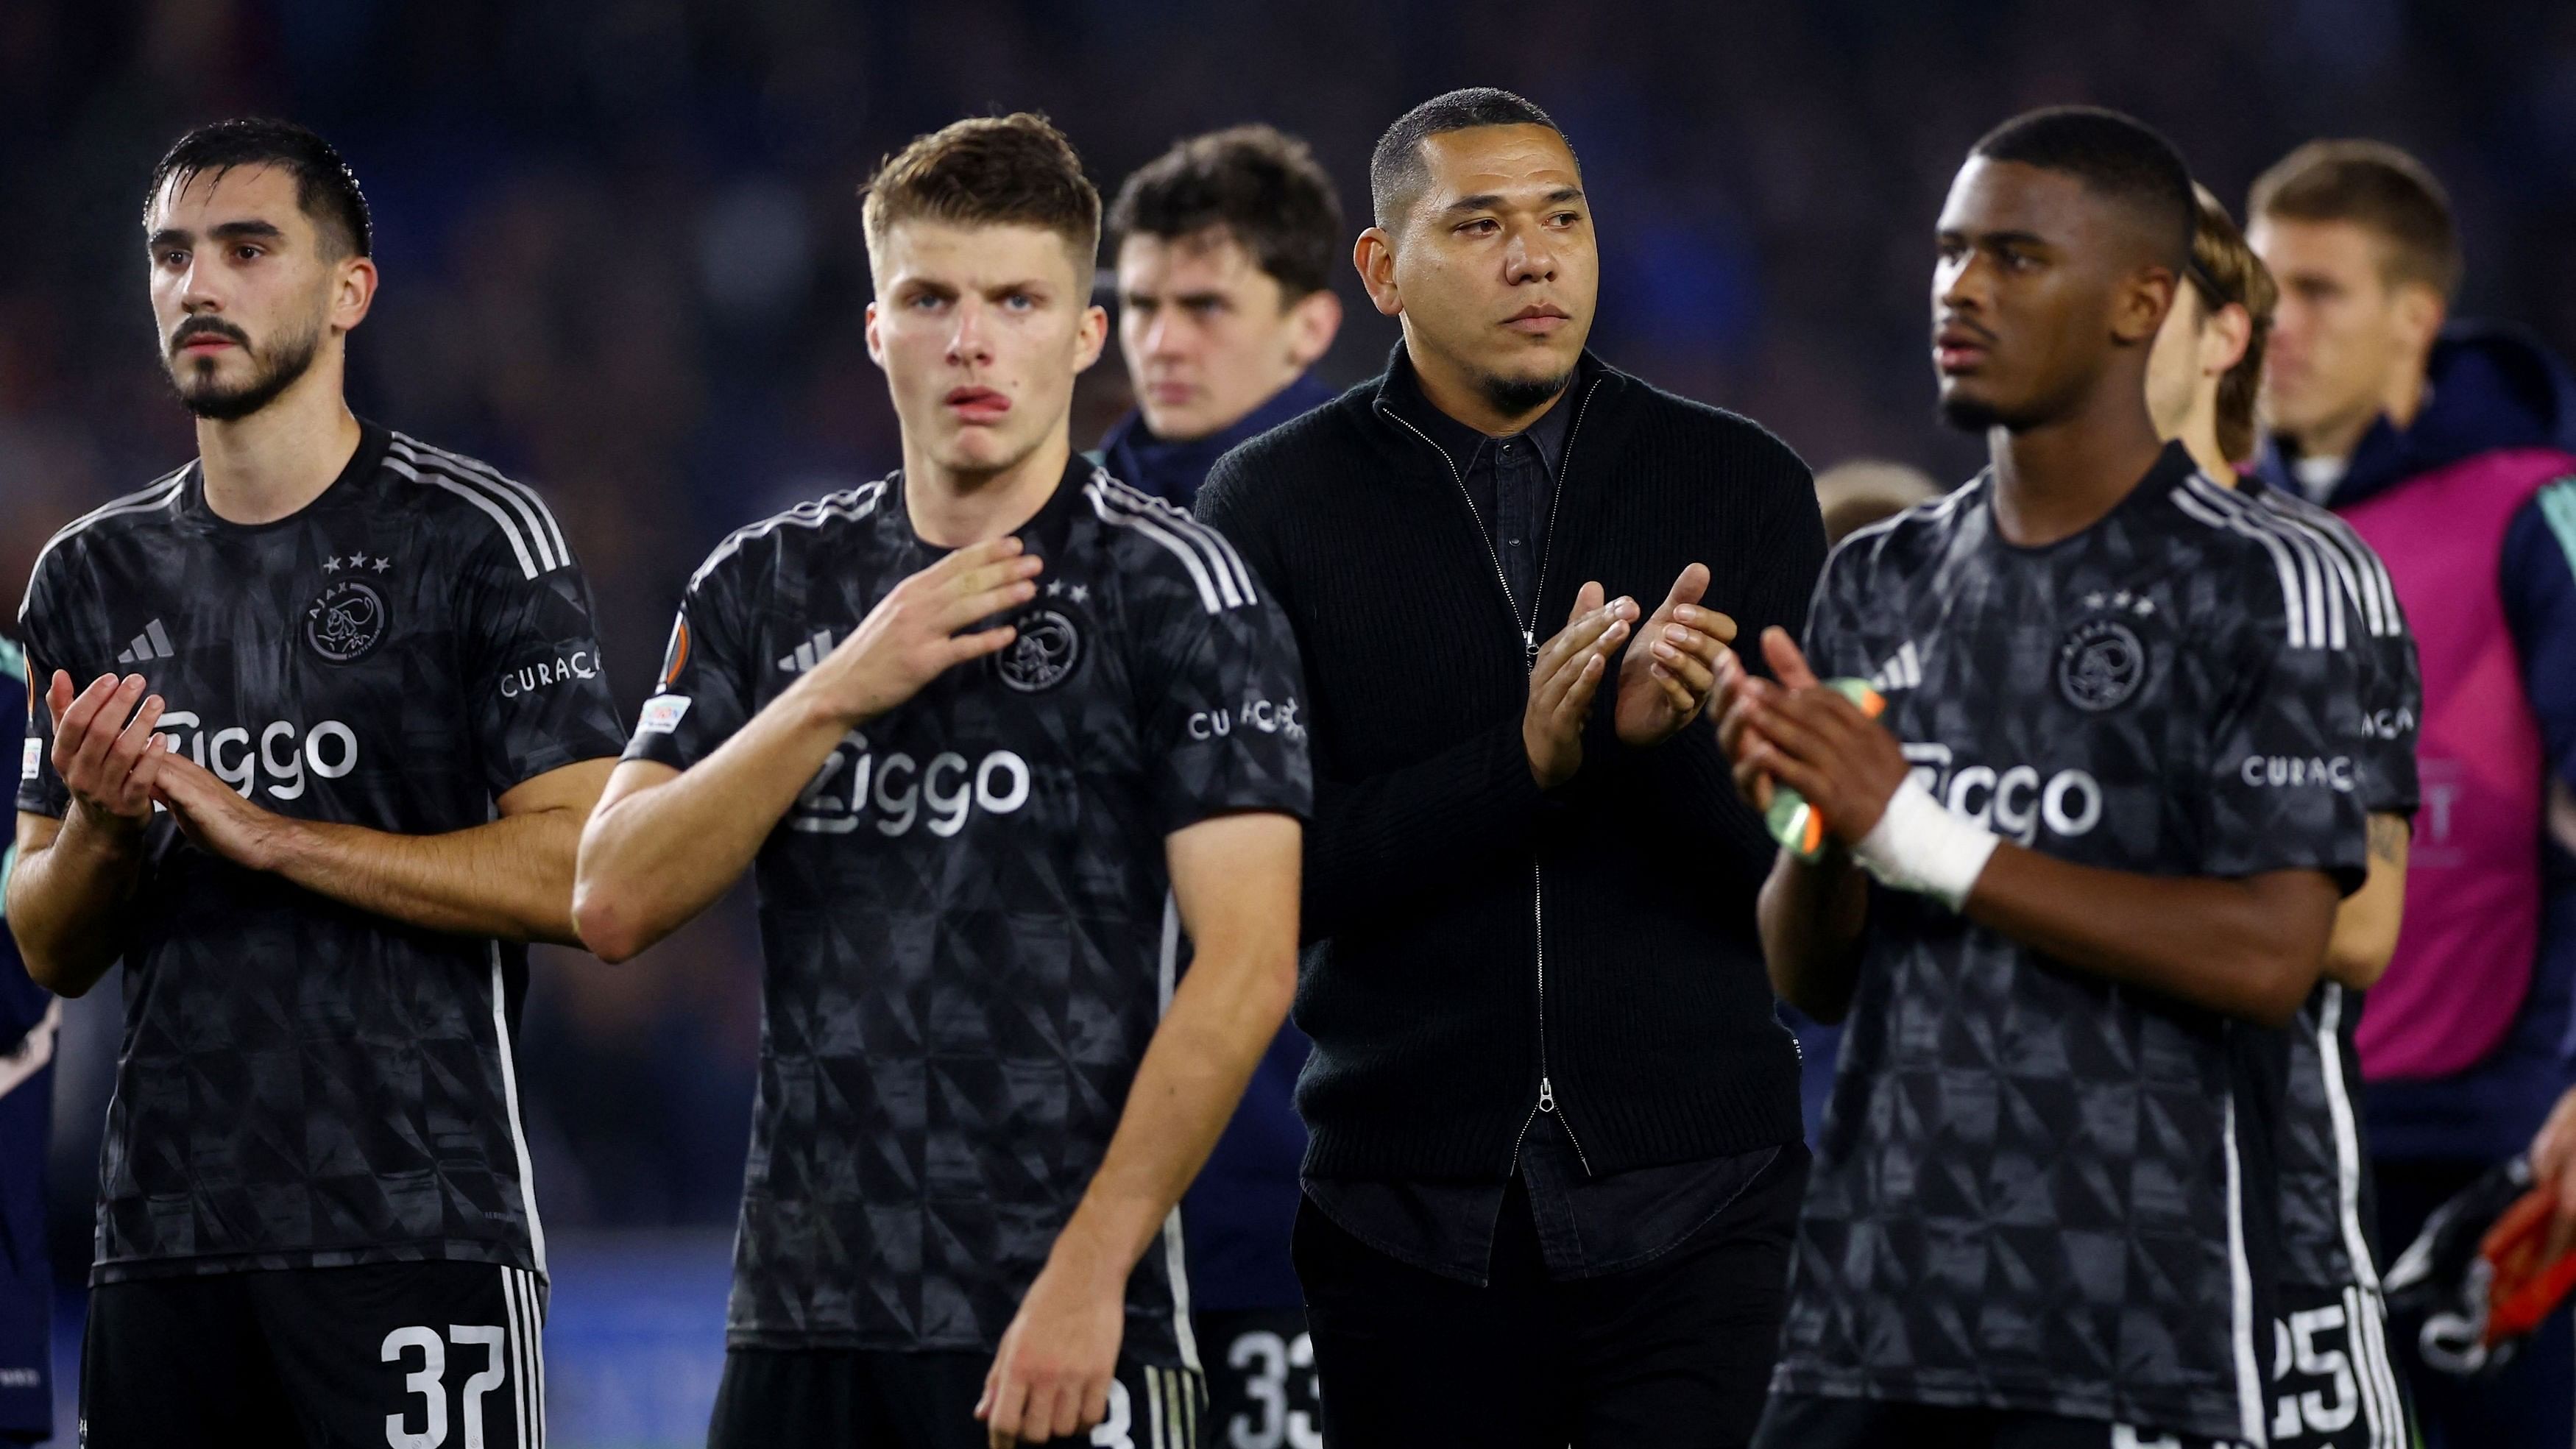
[
  {"xmin": 8, "ymin": 812, "xmax": 146, "ymax": 996},
  {"xmin": 1047, "ymin": 940, "xmax": 1295, "ymax": 1289},
  {"xmin": 1305, "ymin": 715, "xmax": 1543, "ymax": 938},
  {"xmin": 574, "ymin": 685, "xmax": 850, "ymax": 961},
  {"xmin": 2321, "ymin": 815, "xmax": 2407, "ymax": 990},
  {"xmin": 266, "ymin": 810, "xmax": 587, "ymax": 946},
  {"xmin": 1758, "ymin": 848, "xmax": 1869, "ymax": 1022},
  {"xmin": 1964, "ymin": 846, "xmax": 2335, "ymax": 1024}
]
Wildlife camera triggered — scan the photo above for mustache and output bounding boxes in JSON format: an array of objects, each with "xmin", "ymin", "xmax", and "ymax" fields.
[{"xmin": 169, "ymin": 316, "xmax": 252, "ymax": 355}]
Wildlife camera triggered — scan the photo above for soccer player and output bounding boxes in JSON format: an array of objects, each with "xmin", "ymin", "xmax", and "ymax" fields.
[
  {"xmin": 8, "ymin": 119, "xmax": 625, "ymax": 1445},
  {"xmin": 2246, "ymin": 141, "xmax": 2576, "ymax": 1449},
  {"xmin": 1727, "ymin": 107, "xmax": 2374, "ymax": 1449},
  {"xmin": 1100, "ymin": 124, "xmax": 1344, "ymax": 1443},
  {"xmin": 0, "ymin": 634, "xmax": 53, "ymax": 1448},
  {"xmin": 1101, "ymin": 124, "xmax": 1343, "ymax": 508},
  {"xmin": 2146, "ymin": 185, "xmax": 2421, "ymax": 1448},
  {"xmin": 570, "ymin": 115, "xmax": 1309, "ymax": 1449}
]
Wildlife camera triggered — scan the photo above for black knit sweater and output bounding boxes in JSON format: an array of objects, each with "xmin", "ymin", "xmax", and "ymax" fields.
[{"xmin": 1196, "ymin": 346, "xmax": 1827, "ymax": 1181}]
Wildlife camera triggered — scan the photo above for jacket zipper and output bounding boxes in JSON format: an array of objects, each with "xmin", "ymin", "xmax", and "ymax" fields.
[{"xmin": 1379, "ymin": 379, "xmax": 1603, "ymax": 1177}]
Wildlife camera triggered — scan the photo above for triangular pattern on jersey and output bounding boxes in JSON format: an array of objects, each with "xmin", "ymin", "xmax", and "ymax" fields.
[
  {"xmin": 14, "ymin": 422, "xmax": 627, "ymax": 1283},
  {"xmin": 627, "ymin": 456, "xmax": 1309, "ymax": 1367},
  {"xmin": 1776, "ymin": 444, "xmax": 2374, "ymax": 1447}
]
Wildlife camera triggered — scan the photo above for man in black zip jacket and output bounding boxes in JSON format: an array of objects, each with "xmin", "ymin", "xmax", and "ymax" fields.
[{"xmin": 1196, "ymin": 88, "xmax": 1826, "ymax": 1448}]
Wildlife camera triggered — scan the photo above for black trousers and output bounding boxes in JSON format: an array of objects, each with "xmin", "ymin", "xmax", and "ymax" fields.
[{"xmin": 1295, "ymin": 1143, "xmax": 1807, "ymax": 1449}]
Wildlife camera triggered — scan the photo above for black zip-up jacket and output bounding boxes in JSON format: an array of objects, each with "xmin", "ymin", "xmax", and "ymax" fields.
[{"xmin": 1197, "ymin": 345, "xmax": 1826, "ymax": 1180}]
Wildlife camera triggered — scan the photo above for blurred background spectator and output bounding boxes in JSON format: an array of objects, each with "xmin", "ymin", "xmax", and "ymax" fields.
[{"xmin": 6, "ymin": 1, "xmax": 2575, "ymax": 1442}]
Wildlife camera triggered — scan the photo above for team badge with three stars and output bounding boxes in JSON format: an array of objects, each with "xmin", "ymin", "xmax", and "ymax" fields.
[
  {"xmin": 995, "ymin": 578, "xmax": 1088, "ymax": 693},
  {"xmin": 2056, "ymin": 587, "xmax": 2156, "ymax": 712},
  {"xmin": 306, "ymin": 552, "xmax": 394, "ymax": 665}
]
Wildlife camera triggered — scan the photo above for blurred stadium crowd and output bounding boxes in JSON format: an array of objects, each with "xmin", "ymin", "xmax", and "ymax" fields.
[{"xmin": 8, "ymin": 0, "xmax": 2576, "ymax": 1284}]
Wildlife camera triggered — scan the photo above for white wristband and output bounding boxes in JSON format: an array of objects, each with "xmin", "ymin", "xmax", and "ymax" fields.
[{"xmin": 1853, "ymin": 776, "xmax": 2000, "ymax": 913}]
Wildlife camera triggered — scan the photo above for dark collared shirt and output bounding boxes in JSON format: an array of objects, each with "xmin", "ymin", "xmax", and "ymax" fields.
[
  {"xmin": 1312, "ymin": 360, "xmax": 1783, "ymax": 1284},
  {"xmin": 1381, "ymin": 369, "xmax": 1573, "ymax": 637}
]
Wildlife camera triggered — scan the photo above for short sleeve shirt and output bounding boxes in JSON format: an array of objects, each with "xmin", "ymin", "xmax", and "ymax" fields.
[
  {"xmin": 1774, "ymin": 444, "xmax": 2374, "ymax": 1445},
  {"xmin": 628, "ymin": 458, "xmax": 1311, "ymax": 1364}
]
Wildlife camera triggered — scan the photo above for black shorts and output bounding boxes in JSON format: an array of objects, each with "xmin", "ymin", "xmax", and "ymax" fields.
[
  {"xmin": 1752, "ymin": 1393, "xmax": 2251, "ymax": 1449},
  {"xmin": 708, "ymin": 1345, "xmax": 1206, "ymax": 1449},
  {"xmin": 81, "ymin": 1260, "xmax": 548, "ymax": 1449},
  {"xmin": 1195, "ymin": 1308, "xmax": 1320, "ymax": 1449},
  {"xmin": 2267, "ymin": 1280, "xmax": 2413, "ymax": 1449}
]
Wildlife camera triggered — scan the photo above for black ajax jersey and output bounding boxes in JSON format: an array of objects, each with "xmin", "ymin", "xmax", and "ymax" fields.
[
  {"xmin": 1774, "ymin": 444, "xmax": 2373, "ymax": 1445},
  {"xmin": 15, "ymin": 423, "xmax": 626, "ymax": 1283},
  {"xmin": 624, "ymin": 458, "xmax": 1312, "ymax": 1365},
  {"xmin": 2240, "ymin": 480, "xmax": 2421, "ymax": 1300}
]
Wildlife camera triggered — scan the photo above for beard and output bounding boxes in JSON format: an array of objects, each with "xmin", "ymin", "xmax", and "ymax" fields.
[
  {"xmin": 1476, "ymin": 366, "xmax": 1572, "ymax": 420},
  {"xmin": 164, "ymin": 312, "xmax": 325, "ymax": 422},
  {"xmin": 1936, "ymin": 391, "xmax": 2008, "ymax": 433}
]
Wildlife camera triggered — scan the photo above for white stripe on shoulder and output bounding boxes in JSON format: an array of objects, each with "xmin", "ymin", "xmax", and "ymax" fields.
[
  {"xmin": 1086, "ymin": 478, "xmax": 1231, "ymax": 614},
  {"xmin": 2256, "ymin": 486, "xmax": 2403, "ymax": 635},
  {"xmin": 389, "ymin": 434, "xmax": 572, "ymax": 571},
  {"xmin": 2279, "ymin": 489, "xmax": 2400, "ymax": 622},
  {"xmin": 689, "ymin": 480, "xmax": 890, "ymax": 593},
  {"xmin": 2184, "ymin": 472, "xmax": 2343, "ymax": 648},
  {"xmin": 2251, "ymin": 487, "xmax": 2391, "ymax": 639},
  {"xmin": 384, "ymin": 453, "xmax": 543, "ymax": 580},
  {"xmin": 20, "ymin": 466, "xmax": 191, "ymax": 617},
  {"xmin": 1091, "ymin": 470, "xmax": 1258, "ymax": 603},
  {"xmin": 2171, "ymin": 481, "xmax": 2316, "ymax": 649}
]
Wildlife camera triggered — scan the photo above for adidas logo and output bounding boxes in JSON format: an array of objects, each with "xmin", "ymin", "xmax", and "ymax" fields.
[
  {"xmin": 776, "ymin": 628, "xmax": 835, "ymax": 674},
  {"xmin": 1869, "ymin": 640, "xmax": 1922, "ymax": 692},
  {"xmin": 116, "ymin": 619, "xmax": 174, "ymax": 665}
]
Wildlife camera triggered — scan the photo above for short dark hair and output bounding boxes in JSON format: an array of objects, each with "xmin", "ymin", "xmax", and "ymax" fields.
[
  {"xmin": 2248, "ymin": 138, "xmax": 2459, "ymax": 299},
  {"xmin": 146, "ymin": 118, "xmax": 372, "ymax": 259},
  {"xmin": 1369, "ymin": 87, "xmax": 1574, "ymax": 230},
  {"xmin": 862, "ymin": 113, "xmax": 1102, "ymax": 273},
  {"xmin": 1970, "ymin": 106, "xmax": 2194, "ymax": 272},
  {"xmin": 1108, "ymin": 125, "xmax": 1345, "ymax": 300},
  {"xmin": 2181, "ymin": 183, "xmax": 2279, "ymax": 465}
]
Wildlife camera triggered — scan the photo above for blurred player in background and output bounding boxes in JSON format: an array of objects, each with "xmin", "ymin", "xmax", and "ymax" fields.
[
  {"xmin": 1735, "ymin": 107, "xmax": 2372, "ymax": 1449},
  {"xmin": 573, "ymin": 114, "xmax": 1309, "ymax": 1448},
  {"xmin": 1102, "ymin": 124, "xmax": 1345, "ymax": 1445},
  {"xmin": 1811, "ymin": 460, "xmax": 1942, "ymax": 549},
  {"xmin": 0, "ymin": 635, "xmax": 52, "ymax": 1448},
  {"xmin": 2249, "ymin": 139, "xmax": 2576, "ymax": 1448},
  {"xmin": 9, "ymin": 118, "xmax": 625, "ymax": 1446},
  {"xmin": 2148, "ymin": 182, "xmax": 2421, "ymax": 1448},
  {"xmin": 1102, "ymin": 125, "xmax": 1342, "ymax": 510}
]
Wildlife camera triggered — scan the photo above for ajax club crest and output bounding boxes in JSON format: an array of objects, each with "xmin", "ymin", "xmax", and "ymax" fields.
[
  {"xmin": 306, "ymin": 579, "xmax": 389, "ymax": 664},
  {"xmin": 2056, "ymin": 615, "xmax": 2145, "ymax": 712},
  {"xmin": 995, "ymin": 607, "xmax": 1083, "ymax": 693}
]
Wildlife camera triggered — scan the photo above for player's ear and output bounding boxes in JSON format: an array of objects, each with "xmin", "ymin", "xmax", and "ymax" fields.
[
  {"xmin": 1073, "ymin": 302, "xmax": 1108, "ymax": 374},
  {"xmin": 1354, "ymin": 227, "xmax": 1402, "ymax": 319},
  {"xmin": 2391, "ymin": 279, "xmax": 2446, "ymax": 360},
  {"xmin": 2207, "ymin": 300, "xmax": 2254, "ymax": 378},
  {"xmin": 2115, "ymin": 265, "xmax": 2177, "ymax": 348},
  {"xmin": 330, "ymin": 255, "xmax": 378, "ymax": 336},
  {"xmin": 863, "ymin": 300, "xmax": 885, "ymax": 369},
  {"xmin": 1287, "ymin": 287, "xmax": 1342, "ymax": 369}
]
